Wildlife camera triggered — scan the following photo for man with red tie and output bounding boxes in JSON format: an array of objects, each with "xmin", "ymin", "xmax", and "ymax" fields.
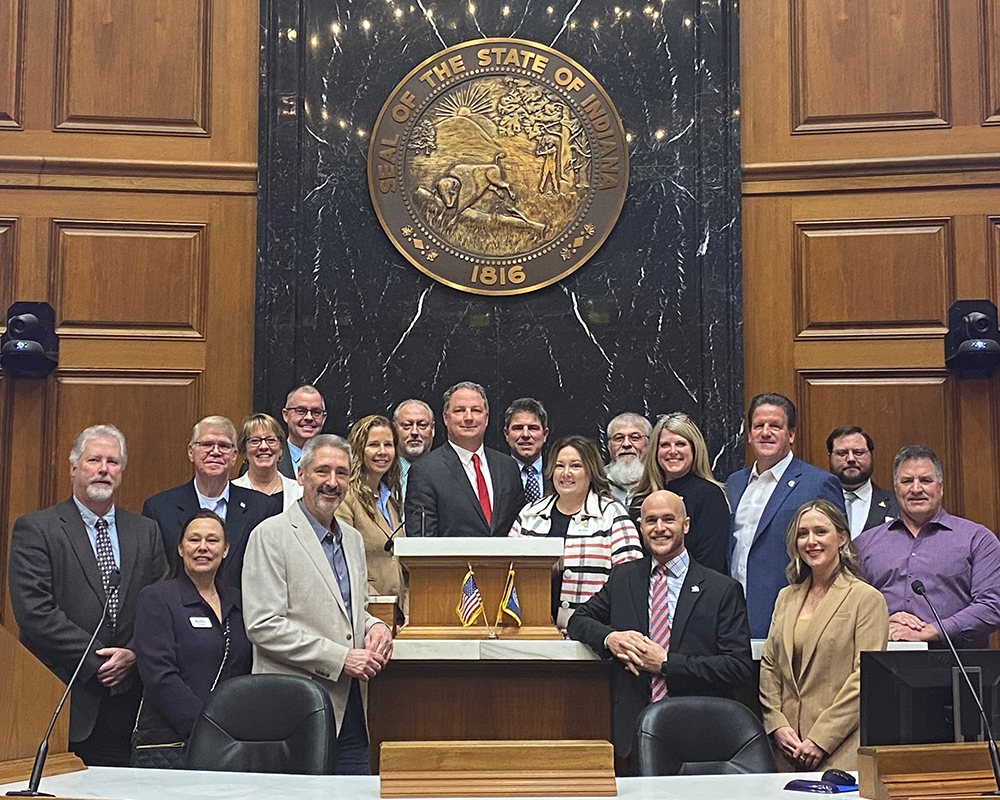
[
  {"xmin": 568, "ymin": 490, "xmax": 752, "ymax": 761},
  {"xmin": 404, "ymin": 381, "xmax": 525, "ymax": 537}
]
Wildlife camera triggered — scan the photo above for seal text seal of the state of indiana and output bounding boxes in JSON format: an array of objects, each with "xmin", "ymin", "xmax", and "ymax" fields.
[{"xmin": 368, "ymin": 38, "xmax": 629, "ymax": 296}]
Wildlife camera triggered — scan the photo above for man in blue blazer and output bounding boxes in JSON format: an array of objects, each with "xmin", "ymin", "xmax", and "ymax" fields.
[
  {"xmin": 725, "ymin": 393, "xmax": 846, "ymax": 639},
  {"xmin": 143, "ymin": 416, "xmax": 281, "ymax": 589}
]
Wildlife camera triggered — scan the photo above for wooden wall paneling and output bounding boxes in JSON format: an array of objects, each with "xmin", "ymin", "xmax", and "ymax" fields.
[
  {"xmin": 798, "ymin": 372, "xmax": 959, "ymax": 510},
  {"xmin": 982, "ymin": 0, "xmax": 1000, "ymax": 124},
  {"xmin": 0, "ymin": 217, "xmax": 15, "ymax": 317},
  {"xmin": 54, "ymin": 0, "xmax": 211, "ymax": 135},
  {"xmin": 0, "ymin": 0, "xmax": 25, "ymax": 129},
  {"xmin": 50, "ymin": 220, "xmax": 207, "ymax": 336},
  {"xmin": 790, "ymin": 0, "xmax": 950, "ymax": 133},
  {"xmin": 793, "ymin": 218, "xmax": 954, "ymax": 338},
  {"xmin": 48, "ymin": 374, "xmax": 203, "ymax": 515}
]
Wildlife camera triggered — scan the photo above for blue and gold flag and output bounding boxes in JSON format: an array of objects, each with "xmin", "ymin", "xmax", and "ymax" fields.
[{"xmin": 496, "ymin": 566, "xmax": 522, "ymax": 626}]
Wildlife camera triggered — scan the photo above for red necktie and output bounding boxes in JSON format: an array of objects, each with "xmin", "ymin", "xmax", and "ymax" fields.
[
  {"xmin": 472, "ymin": 453, "xmax": 492, "ymax": 526},
  {"xmin": 648, "ymin": 564, "xmax": 670, "ymax": 701}
]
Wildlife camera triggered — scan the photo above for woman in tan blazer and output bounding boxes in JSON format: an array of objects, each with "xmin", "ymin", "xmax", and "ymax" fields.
[
  {"xmin": 760, "ymin": 498, "xmax": 888, "ymax": 772},
  {"xmin": 336, "ymin": 415, "xmax": 407, "ymax": 625}
]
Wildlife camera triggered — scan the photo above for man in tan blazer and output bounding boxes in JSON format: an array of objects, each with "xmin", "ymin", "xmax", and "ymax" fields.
[{"xmin": 243, "ymin": 434, "xmax": 393, "ymax": 774}]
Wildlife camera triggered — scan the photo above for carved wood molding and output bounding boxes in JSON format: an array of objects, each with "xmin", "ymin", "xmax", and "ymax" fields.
[
  {"xmin": 743, "ymin": 153, "xmax": 1000, "ymax": 182},
  {"xmin": 0, "ymin": 155, "xmax": 256, "ymax": 181}
]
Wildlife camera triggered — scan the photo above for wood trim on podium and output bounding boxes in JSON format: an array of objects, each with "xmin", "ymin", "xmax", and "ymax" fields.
[{"xmin": 858, "ymin": 742, "xmax": 1000, "ymax": 799}]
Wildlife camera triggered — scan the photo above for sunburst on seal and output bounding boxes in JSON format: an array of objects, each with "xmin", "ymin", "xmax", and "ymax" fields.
[{"xmin": 435, "ymin": 84, "xmax": 494, "ymax": 119}]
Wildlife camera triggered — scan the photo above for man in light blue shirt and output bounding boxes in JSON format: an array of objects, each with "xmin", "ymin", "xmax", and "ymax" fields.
[{"xmin": 281, "ymin": 385, "xmax": 328, "ymax": 477}]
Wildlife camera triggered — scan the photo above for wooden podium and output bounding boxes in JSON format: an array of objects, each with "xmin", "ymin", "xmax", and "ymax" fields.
[
  {"xmin": 858, "ymin": 742, "xmax": 1000, "ymax": 799},
  {"xmin": 0, "ymin": 625, "xmax": 85, "ymax": 785},
  {"xmin": 393, "ymin": 538, "xmax": 563, "ymax": 640}
]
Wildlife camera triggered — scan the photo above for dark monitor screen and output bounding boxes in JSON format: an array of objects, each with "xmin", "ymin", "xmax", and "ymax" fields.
[{"xmin": 861, "ymin": 650, "xmax": 1000, "ymax": 746}]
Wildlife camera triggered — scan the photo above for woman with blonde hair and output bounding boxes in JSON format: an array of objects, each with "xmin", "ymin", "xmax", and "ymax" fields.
[
  {"xmin": 336, "ymin": 414, "xmax": 407, "ymax": 625},
  {"xmin": 233, "ymin": 413, "xmax": 302, "ymax": 510},
  {"xmin": 630, "ymin": 412, "xmax": 729, "ymax": 573},
  {"xmin": 760, "ymin": 498, "xmax": 888, "ymax": 772}
]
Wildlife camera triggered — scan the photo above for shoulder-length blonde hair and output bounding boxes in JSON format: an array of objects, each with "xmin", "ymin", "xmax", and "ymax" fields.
[
  {"xmin": 634, "ymin": 413, "xmax": 723, "ymax": 500},
  {"xmin": 784, "ymin": 498, "xmax": 863, "ymax": 584},
  {"xmin": 345, "ymin": 415, "xmax": 402, "ymax": 521}
]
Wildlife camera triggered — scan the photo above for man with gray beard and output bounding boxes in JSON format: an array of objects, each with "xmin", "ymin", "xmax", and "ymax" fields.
[
  {"xmin": 8, "ymin": 424, "xmax": 168, "ymax": 766},
  {"xmin": 392, "ymin": 399, "xmax": 436, "ymax": 500},
  {"xmin": 604, "ymin": 413, "xmax": 652, "ymax": 505}
]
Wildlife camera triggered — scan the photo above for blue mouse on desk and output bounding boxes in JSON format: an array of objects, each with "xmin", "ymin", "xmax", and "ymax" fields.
[{"xmin": 784, "ymin": 769, "xmax": 858, "ymax": 794}]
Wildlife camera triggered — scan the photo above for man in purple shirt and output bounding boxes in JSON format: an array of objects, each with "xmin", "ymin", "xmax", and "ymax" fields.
[{"xmin": 855, "ymin": 445, "xmax": 1000, "ymax": 648}]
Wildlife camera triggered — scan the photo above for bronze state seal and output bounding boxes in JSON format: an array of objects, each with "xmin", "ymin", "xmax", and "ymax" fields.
[{"xmin": 368, "ymin": 38, "xmax": 628, "ymax": 296}]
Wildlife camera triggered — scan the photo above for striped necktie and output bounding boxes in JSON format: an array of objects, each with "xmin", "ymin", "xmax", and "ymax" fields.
[{"xmin": 648, "ymin": 563, "xmax": 671, "ymax": 701}]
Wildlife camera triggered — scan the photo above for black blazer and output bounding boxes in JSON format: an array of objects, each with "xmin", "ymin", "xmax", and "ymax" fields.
[
  {"xmin": 141, "ymin": 480, "xmax": 281, "ymax": 589},
  {"xmin": 404, "ymin": 443, "xmax": 526, "ymax": 537},
  {"xmin": 568, "ymin": 555, "xmax": 753, "ymax": 757},
  {"xmin": 133, "ymin": 574, "xmax": 252, "ymax": 739},
  {"xmin": 863, "ymin": 482, "xmax": 899, "ymax": 533},
  {"xmin": 7, "ymin": 499, "xmax": 169, "ymax": 743}
]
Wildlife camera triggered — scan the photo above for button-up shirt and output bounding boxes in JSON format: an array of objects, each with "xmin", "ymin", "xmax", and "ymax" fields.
[
  {"xmin": 856, "ymin": 508, "xmax": 1000, "ymax": 648},
  {"xmin": 650, "ymin": 548, "xmax": 690, "ymax": 626},
  {"xmin": 448, "ymin": 441, "xmax": 494, "ymax": 507},
  {"xmin": 194, "ymin": 480, "xmax": 230, "ymax": 522},
  {"xmin": 73, "ymin": 496, "xmax": 121, "ymax": 568},
  {"xmin": 731, "ymin": 450, "xmax": 793, "ymax": 590},
  {"xmin": 301, "ymin": 502, "xmax": 353, "ymax": 623},
  {"xmin": 844, "ymin": 479, "xmax": 873, "ymax": 539}
]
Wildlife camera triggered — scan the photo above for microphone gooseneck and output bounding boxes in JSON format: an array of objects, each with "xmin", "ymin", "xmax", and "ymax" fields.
[
  {"xmin": 6, "ymin": 571, "xmax": 121, "ymax": 797},
  {"xmin": 912, "ymin": 579, "xmax": 1000, "ymax": 795},
  {"xmin": 382, "ymin": 517, "xmax": 406, "ymax": 552}
]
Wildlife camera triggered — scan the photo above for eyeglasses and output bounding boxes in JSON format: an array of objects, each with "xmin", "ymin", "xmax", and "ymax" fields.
[
  {"xmin": 832, "ymin": 448, "xmax": 870, "ymax": 459},
  {"xmin": 610, "ymin": 432, "xmax": 648, "ymax": 444},
  {"xmin": 193, "ymin": 440, "xmax": 235, "ymax": 454},
  {"xmin": 247, "ymin": 436, "xmax": 280, "ymax": 447},
  {"xmin": 284, "ymin": 407, "xmax": 327, "ymax": 419}
]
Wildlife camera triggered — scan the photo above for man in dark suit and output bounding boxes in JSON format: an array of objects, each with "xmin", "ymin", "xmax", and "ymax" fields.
[
  {"xmin": 568, "ymin": 490, "xmax": 752, "ymax": 762},
  {"xmin": 142, "ymin": 416, "xmax": 280, "ymax": 588},
  {"xmin": 826, "ymin": 425, "xmax": 899, "ymax": 538},
  {"xmin": 503, "ymin": 397, "xmax": 549, "ymax": 503},
  {"xmin": 8, "ymin": 424, "xmax": 168, "ymax": 766},
  {"xmin": 405, "ymin": 381, "xmax": 525, "ymax": 537},
  {"xmin": 725, "ymin": 393, "xmax": 845, "ymax": 639}
]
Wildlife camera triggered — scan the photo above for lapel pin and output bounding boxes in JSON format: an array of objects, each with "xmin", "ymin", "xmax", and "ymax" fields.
[
  {"xmin": 691, "ymin": 585, "xmax": 700, "ymax": 593},
  {"xmin": 788, "ymin": 480, "xmax": 795, "ymax": 488},
  {"xmin": 240, "ymin": 502, "xmax": 246, "ymax": 509},
  {"xmin": 879, "ymin": 501, "xmax": 887, "ymax": 507}
]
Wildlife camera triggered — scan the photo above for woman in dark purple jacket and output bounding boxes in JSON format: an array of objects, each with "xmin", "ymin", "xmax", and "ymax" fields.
[{"xmin": 132, "ymin": 510, "xmax": 252, "ymax": 765}]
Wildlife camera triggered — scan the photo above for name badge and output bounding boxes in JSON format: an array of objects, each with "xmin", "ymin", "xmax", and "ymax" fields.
[{"xmin": 189, "ymin": 616, "xmax": 212, "ymax": 628}]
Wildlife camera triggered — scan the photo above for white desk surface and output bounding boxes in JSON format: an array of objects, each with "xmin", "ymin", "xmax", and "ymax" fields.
[{"xmin": 0, "ymin": 766, "xmax": 839, "ymax": 800}]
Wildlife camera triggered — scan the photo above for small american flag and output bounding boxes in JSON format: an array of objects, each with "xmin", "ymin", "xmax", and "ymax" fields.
[{"xmin": 456, "ymin": 569, "xmax": 484, "ymax": 626}]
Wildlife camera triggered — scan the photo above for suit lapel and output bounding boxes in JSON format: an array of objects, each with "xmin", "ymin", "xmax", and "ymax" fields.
[
  {"xmin": 799, "ymin": 572, "xmax": 851, "ymax": 672},
  {"xmin": 781, "ymin": 581, "xmax": 807, "ymax": 678},
  {"xmin": 670, "ymin": 560, "xmax": 705, "ymax": 646},
  {"xmin": 443, "ymin": 445, "xmax": 488, "ymax": 526},
  {"xmin": 754, "ymin": 458, "xmax": 802, "ymax": 544},
  {"xmin": 629, "ymin": 556, "xmax": 652, "ymax": 634},
  {"xmin": 288, "ymin": 504, "xmax": 349, "ymax": 621},
  {"xmin": 116, "ymin": 509, "xmax": 137, "ymax": 603},
  {"xmin": 60, "ymin": 500, "xmax": 104, "ymax": 599}
]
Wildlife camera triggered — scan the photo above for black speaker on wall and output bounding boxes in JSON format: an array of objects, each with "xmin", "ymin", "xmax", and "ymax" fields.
[
  {"xmin": 944, "ymin": 300, "xmax": 1000, "ymax": 379},
  {"xmin": 1, "ymin": 302, "xmax": 59, "ymax": 379}
]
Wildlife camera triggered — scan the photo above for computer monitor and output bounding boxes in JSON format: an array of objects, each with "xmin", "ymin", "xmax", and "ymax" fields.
[{"xmin": 860, "ymin": 650, "xmax": 1000, "ymax": 746}]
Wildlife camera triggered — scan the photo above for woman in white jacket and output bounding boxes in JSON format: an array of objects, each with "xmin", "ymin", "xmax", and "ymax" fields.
[{"xmin": 510, "ymin": 435, "xmax": 643, "ymax": 630}]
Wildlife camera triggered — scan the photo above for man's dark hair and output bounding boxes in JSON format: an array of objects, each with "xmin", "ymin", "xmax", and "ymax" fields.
[
  {"xmin": 826, "ymin": 425, "xmax": 875, "ymax": 454},
  {"xmin": 746, "ymin": 393, "xmax": 797, "ymax": 430},
  {"xmin": 893, "ymin": 444, "xmax": 943, "ymax": 483},
  {"xmin": 504, "ymin": 397, "xmax": 548, "ymax": 430}
]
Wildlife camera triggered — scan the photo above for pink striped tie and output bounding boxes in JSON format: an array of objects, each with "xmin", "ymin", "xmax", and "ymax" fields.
[{"xmin": 648, "ymin": 564, "xmax": 670, "ymax": 701}]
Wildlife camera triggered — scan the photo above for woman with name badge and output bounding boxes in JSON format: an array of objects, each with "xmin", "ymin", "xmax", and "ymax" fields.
[
  {"xmin": 759, "ymin": 499, "xmax": 888, "ymax": 772},
  {"xmin": 509, "ymin": 435, "xmax": 643, "ymax": 631},
  {"xmin": 336, "ymin": 414, "xmax": 407, "ymax": 627},
  {"xmin": 132, "ymin": 510, "xmax": 252, "ymax": 767}
]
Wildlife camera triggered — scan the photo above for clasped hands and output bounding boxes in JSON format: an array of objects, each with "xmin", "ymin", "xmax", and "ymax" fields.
[
  {"xmin": 606, "ymin": 630, "xmax": 667, "ymax": 676},
  {"xmin": 343, "ymin": 622, "xmax": 394, "ymax": 681},
  {"xmin": 772, "ymin": 727, "xmax": 826, "ymax": 770},
  {"xmin": 888, "ymin": 611, "xmax": 939, "ymax": 642}
]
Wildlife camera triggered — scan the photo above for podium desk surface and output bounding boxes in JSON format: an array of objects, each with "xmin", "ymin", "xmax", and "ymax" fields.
[
  {"xmin": 394, "ymin": 538, "xmax": 563, "ymax": 557},
  {"xmin": 0, "ymin": 767, "xmax": 827, "ymax": 800},
  {"xmin": 392, "ymin": 638, "xmax": 600, "ymax": 660}
]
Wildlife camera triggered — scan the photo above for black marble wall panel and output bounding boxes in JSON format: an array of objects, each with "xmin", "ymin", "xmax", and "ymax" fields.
[{"xmin": 256, "ymin": 0, "xmax": 744, "ymax": 474}]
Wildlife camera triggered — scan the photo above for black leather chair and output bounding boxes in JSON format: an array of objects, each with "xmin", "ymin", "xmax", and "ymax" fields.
[
  {"xmin": 185, "ymin": 674, "xmax": 335, "ymax": 774},
  {"xmin": 634, "ymin": 696, "xmax": 777, "ymax": 776}
]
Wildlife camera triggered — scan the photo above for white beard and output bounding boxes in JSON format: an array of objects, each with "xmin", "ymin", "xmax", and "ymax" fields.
[
  {"xmin": 86, "ymin": 482, "xmax": 114, "ymax": 503},
  {"xmin": 606, "ymin": 456, "xmax": 644, "ymax": 488}
]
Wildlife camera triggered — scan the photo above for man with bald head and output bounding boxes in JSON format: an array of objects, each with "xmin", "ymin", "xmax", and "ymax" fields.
[{"xmin": 568, "ymin": 490, "xmax": 752, "ymax": 763}]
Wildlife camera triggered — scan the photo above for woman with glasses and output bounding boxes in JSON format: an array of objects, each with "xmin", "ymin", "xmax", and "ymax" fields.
[
  {"xmin": 630, "ymin": 413, "xmax": 730, "ymax": 574},
  {"xmin": 233, "ymin": 414, "xmax": 302, "ymax": 511},
  {"xmin": 510, "ymin": 435, "xmax": 643, "ymax": 631},
  {"xmin": 336, "ymin": 415, "xmax": 407, "ymax": 626}
]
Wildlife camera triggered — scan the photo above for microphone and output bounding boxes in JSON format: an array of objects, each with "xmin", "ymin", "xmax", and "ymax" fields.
[
  {"xmin": 7, "ymin": 571, "xmax": 121, "ymax": 798},
  {"xmin": 382, "ymin": 518, "xmax": 406, "ymax": 552},
  {"xmin": 912, "ymin": 579, "xmax": 1000, "ymax": 795}
]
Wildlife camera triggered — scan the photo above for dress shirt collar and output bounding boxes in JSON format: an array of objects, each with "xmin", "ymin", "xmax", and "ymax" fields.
[
  {"xmin": 887, "ymin": 506, "xmax": 952, "ymax": 534},
  {"xmin": 194, "ymin": 479, "xmax": 230, "ymax": 507},
  {"xmin": 751, "ymin": 449, "xmax": 794, "ymax": 483},
  {"xmin": 73, "ymin": 496, "xmax": 117, "ymax": 528},
  {"xmin": 519, "ymin": 456, "xmax": 543, "ymax": 475},
  {"xmin": 300, "ymin": 500, "xmax": 342, "ymax": 543},
  {"xmin": 651, "ymin": 548, "xmax": 690, "ymax": 579},
  {"xmin": 448, "ymin": 439, "xmax": 487, "ymax": 466},
  {"xmin": 849, "ymin": 479, "xmax": 873, "ymax": 503}
]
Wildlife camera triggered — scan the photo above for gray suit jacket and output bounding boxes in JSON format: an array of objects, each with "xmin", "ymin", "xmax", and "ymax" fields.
[
  {"xmin": 8, "ymin": 498, "xmax": 168, "ymax": 742},
  {"xmin": 241, "ymin": 501, "xmax": 382, "ymax": 733}
]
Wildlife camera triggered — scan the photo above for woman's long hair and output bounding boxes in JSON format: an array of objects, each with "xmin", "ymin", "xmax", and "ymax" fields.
[
  {"xmin": 345, "ymin": 415, "xmax": 402, "ymax": 521},
  {"xmin": 784, "ymin": 499, "xmax": 863, "ymax": 584},
  {"xmin": 634, "ymin": 412, "xmax": 723, "ymax": 501}
]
